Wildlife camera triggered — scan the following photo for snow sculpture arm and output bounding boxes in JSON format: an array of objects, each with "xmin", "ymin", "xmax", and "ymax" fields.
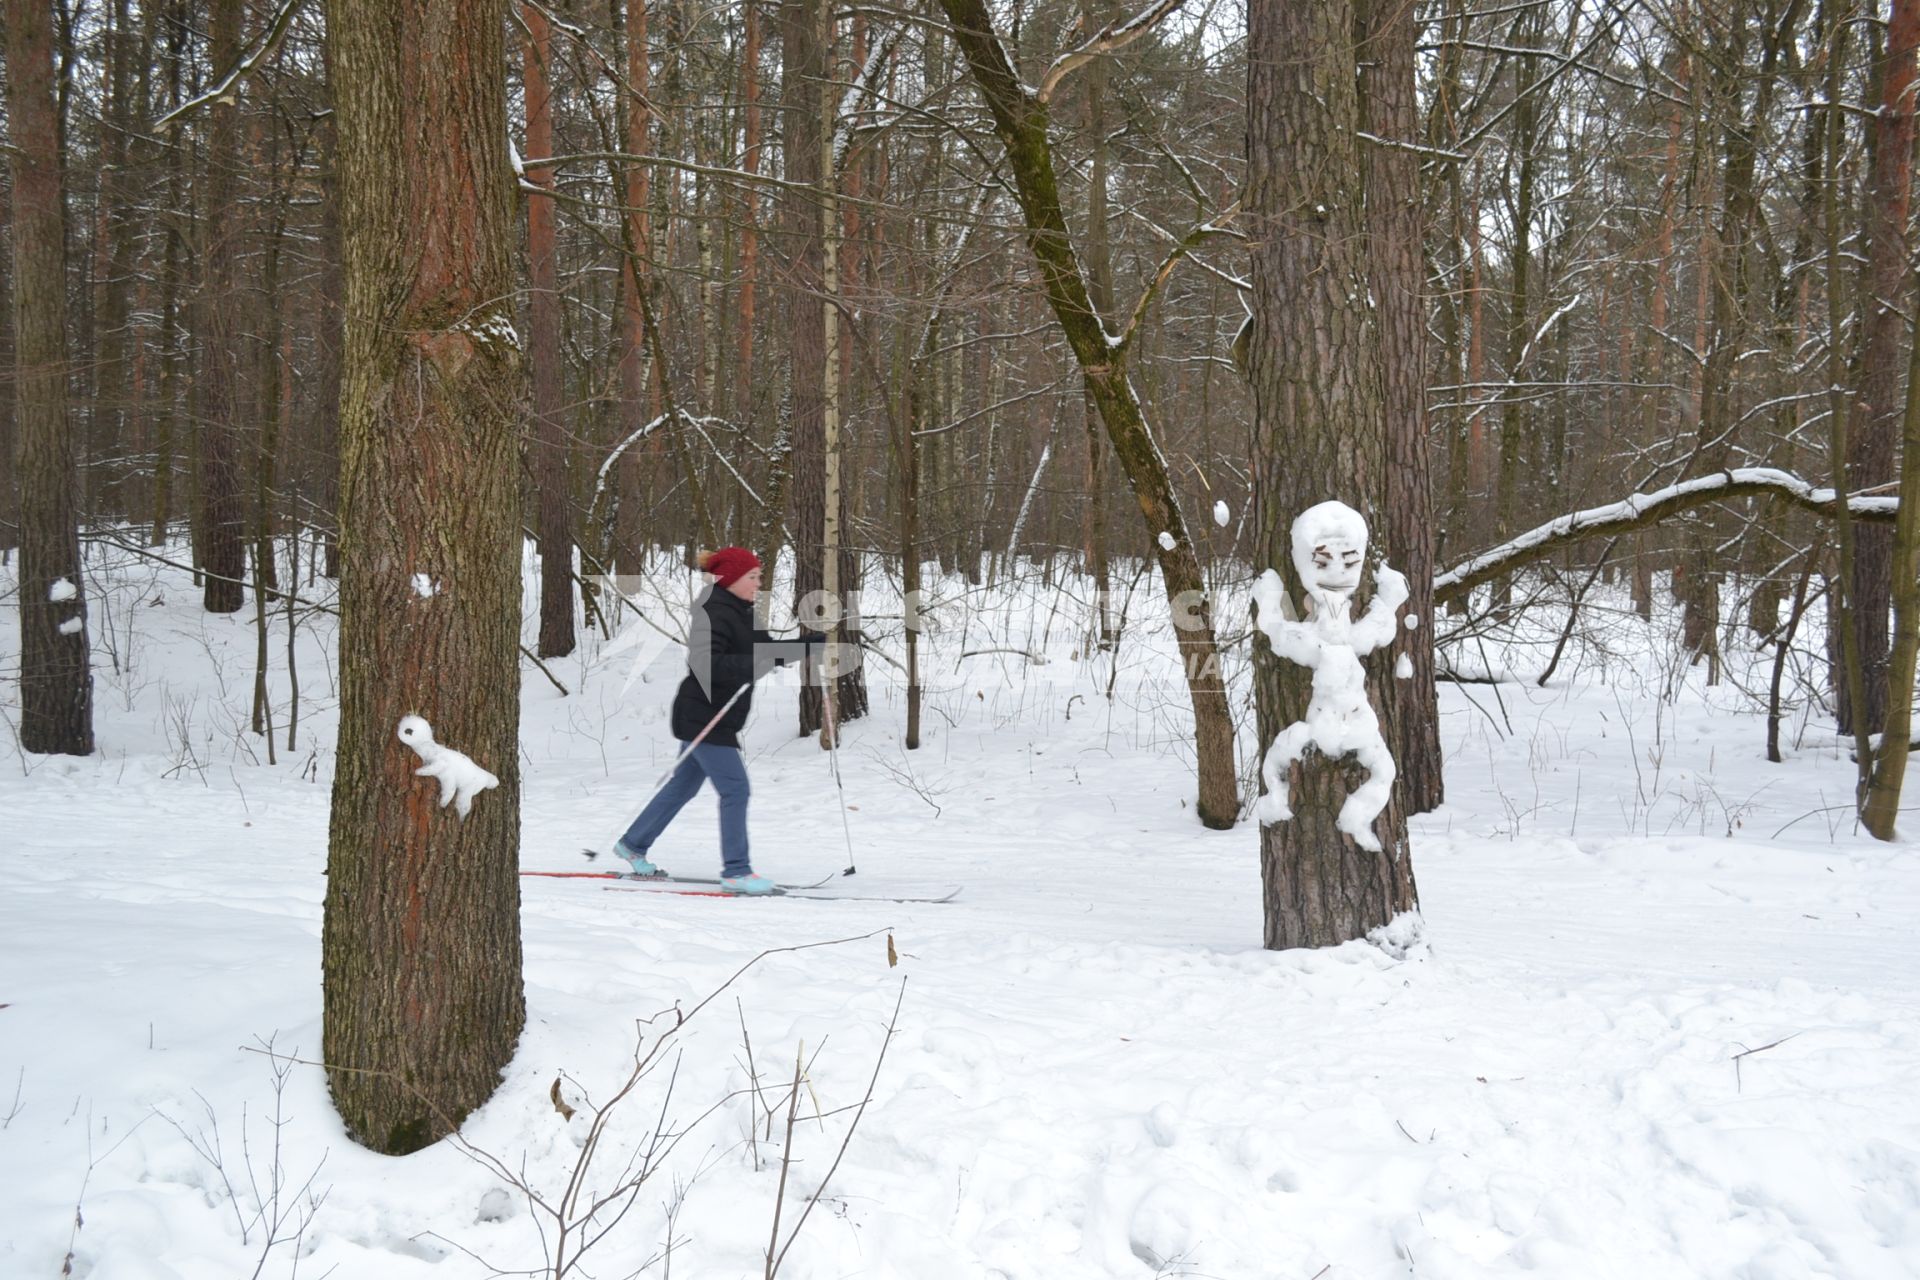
[
  {"xmin": 397, "ymin": 715, "xmax": 499, "ymax": 819},
  {"xmin": 1250, "ymin": 569, "xmax": 1321, "ymax": 667},
  {"xmin": 1349, "ymin": 564, "xmax": 1408, "ymax": 654}
]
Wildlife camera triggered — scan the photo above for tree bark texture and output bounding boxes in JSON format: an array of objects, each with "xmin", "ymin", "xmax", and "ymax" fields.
[
  {"xmin": 323, "ymin": 0, "xmax": 527, "ymax": 1155},
  {"xmin": 1861, "ymin": 266, "xmax": 1920, "ymax": 838},
  {"xmin": 7, "ymin": 0, "xmax": 96, "ymax": 755},
  {"xmin": 197, "ymin": 0, "xmax": 248, "ymax": 613},
  {"xmin": 1247, "ymin": 0, "xmax": 1416, "ymax": 948},
  {"xmin": 1, "ymin": 178, "xmax": 15, "ymax": 559},
  {"xmin": 524, "ymin": 3, "xmax": 575, "ymax": 659},
  {"xmin": 1493, "ymin": 25, "xmax": 1539, "ymax": 607},
  {"xmin": 937, "ymin": 0, "xmax": 1239, "ymax": 828},
  {"xmin": 610, "ymin": 0, "xmax": 655, "ymax": 576},
  {"xmin": 782, "ymin": 0, "xmax": 868, "ymax": 733},
  {"xmin": 1360, "ymin": 0, "xmax": 1442, "ymax": 815},
  {"xmin": 1845, "ymin": 0, "xmax": 1919, "ymax": 735}
]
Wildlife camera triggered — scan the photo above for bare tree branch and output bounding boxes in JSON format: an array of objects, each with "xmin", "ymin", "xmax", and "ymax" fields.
[{"xmin": 1036, "ymin": 0, "xmax": 1189, "ymax": 105}]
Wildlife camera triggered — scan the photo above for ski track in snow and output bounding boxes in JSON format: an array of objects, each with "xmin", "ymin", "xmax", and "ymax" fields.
[{"xmin": 2, "ymin": 550, "xmax": 1918, "ymax": 1279}]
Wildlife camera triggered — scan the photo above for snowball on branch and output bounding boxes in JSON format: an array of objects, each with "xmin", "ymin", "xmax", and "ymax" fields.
[{"xmin": 397, "ymin": 715, "xmax": 499, "ymax": 819}]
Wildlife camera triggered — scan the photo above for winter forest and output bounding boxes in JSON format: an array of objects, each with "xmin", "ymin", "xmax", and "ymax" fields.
[{"xmin": 4, "ymin": 0, "xmax": 1920, "ymax": 1271}]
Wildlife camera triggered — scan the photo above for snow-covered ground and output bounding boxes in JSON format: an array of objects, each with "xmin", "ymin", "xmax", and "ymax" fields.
[{"xmin": 3, "ymin": 541, "xmax": 1917, "ymax": 1279}]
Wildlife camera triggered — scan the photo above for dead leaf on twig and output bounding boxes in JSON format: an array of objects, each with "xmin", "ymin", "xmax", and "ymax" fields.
[
  {"xmin": 550, "ymin": 1077, "xmax": 575, "ymax": 1121},
  {"xmin": 886, "ymin": 933, "xmax": 898, "ymax": 968}
]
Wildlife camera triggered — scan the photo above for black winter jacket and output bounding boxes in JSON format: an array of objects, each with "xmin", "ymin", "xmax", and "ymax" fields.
[{"xmin": 670, "ymin": 587, "xmax": 806, "ymax": 748}]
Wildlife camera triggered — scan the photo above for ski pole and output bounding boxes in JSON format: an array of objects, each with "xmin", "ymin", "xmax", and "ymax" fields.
[
  {"xmin": 818, "ymin": 640, "xmax": 858, "ymax": 877},
  {"xmin": 651, "ymin": 680, "xmax": 752, "ymax": 790}
]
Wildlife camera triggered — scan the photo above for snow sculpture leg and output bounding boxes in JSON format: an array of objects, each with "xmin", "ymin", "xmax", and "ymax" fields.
[
  {"xmin": 1250, "ymin": 501, "xmax": 1404, "ymax": 849},
  {"xmin": 1256, "ymin": 721, "xmax": 1313, "ymax": 823},
  {"xmin": 1337, "ymin": 730, "xmax": 1396, "ymax": 852}
]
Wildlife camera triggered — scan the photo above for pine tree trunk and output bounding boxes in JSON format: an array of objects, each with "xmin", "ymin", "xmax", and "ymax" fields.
[
  {"xmin": 737, "ymin": 0, "xmax": 763, "ymax": 442},
  {"xmin": 323, "ymin": 0, "xmax": 526, "ymax": 1155},
  {"xmin": 1844, "ymin": 0, "xmax": 1918, "ymax": 735},
  {"xmin": 1360, "ymin": 0, "xmax": 1441, "ymax": 815},
  {"xmin": 1247, "ymin": 0, "xmax": 1415, "ymax": 949},
  {"xmin": 315, "ymin": 28, "xmax": 344, "ymax": 577},
  {"xmin": 612, "ymin": 0, "xmax": 654, "ymax": 577},
  {"xmin": 524, "ymin": 4, "xmax": 575, "ymax": 659},
  {"xmin": 93, "ymin": 0, "xmax": 138, "ymax": 524},
  {"xmin": 7, "ymin": 0, "xmax": 95, "ymax": 755},
  {"xmin": 783, "ymin": 0, "xmax": 831, "ymax": 734},
  {"xmin": 197, "ymin": 0, "xmax": 248, "ymax": 613},
  {"xmin": 1, "ymin": 162, "xmax": 17, "ymax": 560}
]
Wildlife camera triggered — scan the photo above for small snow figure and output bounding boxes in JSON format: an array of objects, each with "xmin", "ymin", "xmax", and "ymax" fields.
[
  {"xmin": 1251, "ymin": 500, "xmax": 1407, "ymax": 851},
  {"xmin": 397, "ymin": 715, "xmax": 498, "ymax": 819}
]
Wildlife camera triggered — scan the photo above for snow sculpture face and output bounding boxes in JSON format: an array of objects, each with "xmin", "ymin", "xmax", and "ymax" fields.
[
  {"xmin": 397, "ymin": 715, "xmax": 434, "ymax": 749},
  {"xmin": 1290, "ymin": 500, "xmax": 1369, "ymax": 609}
]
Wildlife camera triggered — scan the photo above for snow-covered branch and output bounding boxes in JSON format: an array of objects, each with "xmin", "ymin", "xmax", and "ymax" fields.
[
  {"xmin": 833, "ymin": 30, "xmax": 906, "ymax": 174},
  {"xmin": 1115, "ymin": 201, "xmax": 1241, "ymax": 359},
  {"xmin": 591, "ymin": 411, "xmax": 747, "ymax": 511},
  {"xmin": 1006, "ymin": 439, "xmax": 1053, "ymax": 558},
  {"xmin": 1433, "ymin": 468, "xmax": 1899, "ymax": 606},
  {"xmin": 1035, "ymin": 0, "xmax": 1189, "ymax": 105},
  {"xmin": 156, "ymin": 0, "xmax": 307, "ymax": 127},
  {"xmin": 592, "ymin": 415, "xmax": 671, "ymax": 509}
]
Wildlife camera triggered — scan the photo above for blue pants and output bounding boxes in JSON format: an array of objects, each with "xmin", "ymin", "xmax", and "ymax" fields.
[{"xmin": 620, "ymin": 741, "xmax": 752, "ymax": 877}]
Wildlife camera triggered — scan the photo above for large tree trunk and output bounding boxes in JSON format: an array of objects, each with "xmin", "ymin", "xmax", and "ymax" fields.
[
  {"xmin": 197, "ymin": 0, "xmax": 248, "ymax": 613},
  {"xmin": 1247, "ymin": 0, "xmax": 1415, "ymax": 948},
  {"xmin": 323, "ymin": 0, "xmax": 526, "ymax": 1155},
  {"xmin": 935, "ymin": 0, "xmax": 1239, "ymax": 828},
  {"xmin": 1360, "ymin": 0, "xmax": 1441, "ymax": 815},
  {"xmin": 737, "ymin": 0, "xmax": 763, "ymax": 440},
  {"xmin": 1844, "ymin": 0, "xmax": 1919, "ymax": 734},
  {"xmin": 315, "ymin": 26, "xmax": 345, "ymax": 578},
  {"xmin": 783, "ymin": 0, "xmax": 831, "ymax": 733},
  {"xmin": 1, "ymin": 152, "xmax": 17, "ymax": 560},
  {"xmin": 1861, "ymin": 264, "xmax": 1920, "ymax": 837},
  {"xmin": 7, "ymin": 0, "xmax": 95, "ymax": 755},
  {"xmin": 92, "ymin": 0, "xmax": 139, "ymax": 524},
  {"xmin": 524, "ymin": 3, "xmax": 575, "ymax": 659}
]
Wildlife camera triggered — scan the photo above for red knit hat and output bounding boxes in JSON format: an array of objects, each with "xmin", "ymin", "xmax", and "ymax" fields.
[{"xmin": 699, "ymin": 546, "xmax": 761, "ymax": 588}]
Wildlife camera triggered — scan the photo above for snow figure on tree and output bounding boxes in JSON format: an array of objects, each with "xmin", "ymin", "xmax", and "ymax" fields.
[
  {"xmin": 397, "ymin": 715, "xmax": 499, "ymax": 818},
  {"xmin": 1251, "ymin": 500, "xmax": 1407, "ymax": 851}
]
